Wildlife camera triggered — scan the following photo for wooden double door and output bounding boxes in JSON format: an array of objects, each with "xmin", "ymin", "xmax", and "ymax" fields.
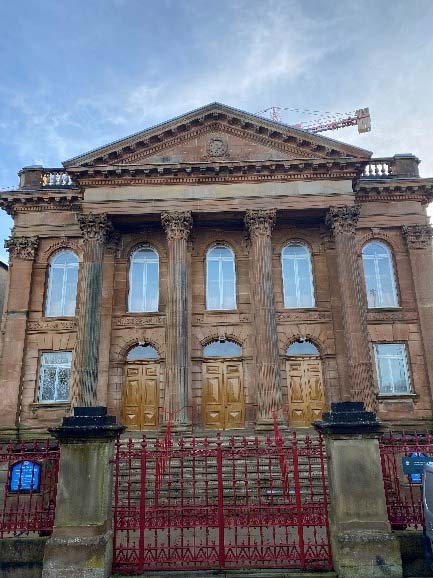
[
  {"xmin": 122, "ymin": 362, "xmax": 159, "ymax": 430},
  {"xmin": 286, "ymin": 357, "xmax": 326, "ymax": 427},
  {"xmin": 203, "ymin": 360, "xmax": 244, "ymax": 429}
]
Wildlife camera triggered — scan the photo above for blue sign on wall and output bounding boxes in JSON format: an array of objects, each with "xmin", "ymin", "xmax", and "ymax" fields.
[
  {"xmin": 9, "ymin": 461, "xmax": 41, "ymax": 492},
  {"xmin": 402, "ymin": 452, "xmax": 433, "ymax": 484}
]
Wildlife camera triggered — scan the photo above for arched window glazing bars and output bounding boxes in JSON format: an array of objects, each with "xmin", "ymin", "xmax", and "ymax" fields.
[
  {"xmin": 45, "ymin": 250, "xmax": 79, "ymax": 317},
  {"xmin": 206, "ymin": 245, "xmax": 237, "ymax": 310},
  {"xmin": 281, "ymin": 243, "xmax": 315, "ymax": 308},
  {"xmin": 362, "ymin": 241, "xmax": 399, "ymax": 308},
  {"xmin": 128, "ymin": 247, "xmax": 159, "ymax": 312},
  {"xmin": 127, "ymin": 344, "xmax": 159, "ymax": 360},
  {"xmin": 287, "ymin": 339, "xmax": 320, "ymax": 356},
  {"xmin": 203, "ymin": 339, "xmax": 242, "ymax": 357}
]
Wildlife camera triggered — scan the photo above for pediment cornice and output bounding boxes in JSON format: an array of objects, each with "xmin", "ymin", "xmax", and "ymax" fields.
[{"xmin": 63, "ymin": 102, "xmax": 371, "ymax": 168}]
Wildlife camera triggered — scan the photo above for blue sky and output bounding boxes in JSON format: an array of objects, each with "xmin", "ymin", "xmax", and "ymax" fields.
[{"xmin": 1, "ymin": 0, "xmax": 433, "ymax": 261}]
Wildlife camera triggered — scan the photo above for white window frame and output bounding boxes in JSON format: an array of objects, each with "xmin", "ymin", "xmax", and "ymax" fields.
[
  {"xmin": 362, "ymin": 241, "xmax": 399, "ymax": 308},
  {"xmin": 38, "ymin": 351, "xmax": 72, "ymax": 403},
  {"xmin": 206, "ymin": 244, "xmax": 237, "ymax": 311},
  {"xmin": 45, "ymin": 250, "xmax": 79, "ymax": 317},
  {"xmin": 281, "ymin": 242, "xmax": 315, "ymax": 309},
  {"xmin": 128, "ymin": 246, "xmax": 160, "ymax": 313},
  {"xmin": 374, "ymin": 343, "xmax": 412, "ymax": 395}
]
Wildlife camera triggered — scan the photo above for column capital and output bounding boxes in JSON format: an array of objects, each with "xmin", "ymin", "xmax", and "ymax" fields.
[
  {"xmin": 77, "ymin": 212, "xmax": 114, "ymax": 244},
  {"xmin": 402, "ymin": 224, "xmax": 433, "ymax": 249},
  {"xmin": 161, "ymin": 210, "xmax": 193, "ymax": 241},
  {"xmin": 4, "ymin": 235, "xmax": 39, "ymax": 260},
  {"xmin": 325, "ymin": 205, "xmax": 360, "ymax": 235},
  {"xmin": 244, "ymin": 209, "xmax": 276, "ymax": 238}
]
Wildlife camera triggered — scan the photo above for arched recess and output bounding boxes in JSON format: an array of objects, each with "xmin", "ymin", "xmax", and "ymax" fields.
[
  {"xmin": 202, "ymin": 339, "xmax": 244, "ymax": 430},
  {"xmin": 122, "ymin": 342, "xmax": 161, "ymax": 431},
  {"xmin": 286, "ymin": 338, "xmax": 326, "ymax": 427}
]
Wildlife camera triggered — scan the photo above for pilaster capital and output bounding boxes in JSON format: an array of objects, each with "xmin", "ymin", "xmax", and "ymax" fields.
[
  {"xmin": 161, "ymin": 210, "xmax": 193, "ymax": 241},
  {"xmin": 402, "ymin": 224, "xmax": 433, "ymax": 249},
  {"xmin": 4, "ymin": 235, "xmax": 39, "ymax": 260},
  {"xmin": 77, "ymin": 212, "xmax": 114, "ymax": 244},
  {"xmin": 244, "ymin": 209, "xmax": 276, "ymax": 238},
  {"xmin": 325, "ymin": 205, "xmax": 360, "ymax": 235}
]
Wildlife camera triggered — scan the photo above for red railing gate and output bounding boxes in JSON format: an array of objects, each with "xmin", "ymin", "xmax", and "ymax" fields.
[{"xmin": 112, "ymin": 432, "xmax": 331, "ymax": 573}]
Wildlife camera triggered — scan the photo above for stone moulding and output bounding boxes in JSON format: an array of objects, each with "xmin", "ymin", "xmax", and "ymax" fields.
[
  {"xmin": 276, "ymin": 310, "xmax": 332, "ymax": 322},
  {"xmin": 27, "ymin": 319, "xmax": 77, "ymax": 332},
  {"xmin": 112, "ymin": 315, "xmax": 166, "ymax": 328}
]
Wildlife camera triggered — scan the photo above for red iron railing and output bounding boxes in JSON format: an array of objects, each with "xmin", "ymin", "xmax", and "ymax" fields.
[
  {"xmin": 0, "ymin": 439, "xmax": 60, "ymax": 537},
  {"xmin": 379, "ymin": 430, "xmax": 433, "ymax": 530},
  {"xmin": 112, "ymin": 431, "xmax": 331, "ymax": 574}
]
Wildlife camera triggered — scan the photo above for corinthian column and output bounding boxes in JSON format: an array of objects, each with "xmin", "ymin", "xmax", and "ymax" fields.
[
  {"xmin": 161, "ymin": 210, "xmax": 192, "ymax": 427},
  {"xmin": 325, "ymin": 206, "xmax": 377, "ymax": 411},
  {"xmin": 0, "ymin": 236, "xmax": 39, "ymax": 433},
  {"xmin": 70, "ymin": 213, "xmax": 114, "ymax": 408},
  {"xmin": 402, "ymin": 224, "xmax": 433, "ymax": 404},
  {"xmin": 245, "ymin": 209, "xmax": 282, "ymax": 426}
]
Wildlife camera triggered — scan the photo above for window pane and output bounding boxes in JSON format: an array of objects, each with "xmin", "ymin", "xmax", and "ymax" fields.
[
  {"xmin": 377, "ymin": 357, "xmax": 393, "ymax": 394},
  {"xmin": 362, "ymin": 257, "xmax": 378, "ymax": 307},
  {"xmin": 127, "ymin": 345, "xmax": 159, "ymax": 360},
  {"xmin": 63, "ymin": 266, "xmax": 79, "ymax": 316},
  {"xmin": 375, "ymin": 344, "xmax": 410, "ymax": 395},
  {"xmin": 282, "ymin": 257, "xmax": 297, "ymax": 307},
  {"xmin": 377, "ymin": 257, "xmax": 397, "ymax": 307},
  {"xmin": 296, "ymin": 258, "xmax": 314, "ymax": 307},
  {"xmin": 287, "ymin": 340, "xmax": 319, "ymax": 355},
  {"xmin": 207, "ymin": 260, "xmax": 221, "ymax": 309},
  {"xmin": 203, "ymin": 340, "xmax": 241, "ymax": 357},
  {"xmin": 46, "ymin": 268, "xmax": 64, "ymax": 316},
  {"xmin": 221, "ymin": 260, "xmax": 236, "ymax": 309},
  {"xmin": 39, "ymin": 367, "xmax": 56, "ymax": 401},
  {"xmin": 43, "ymin": 351, "xmax": 72, "ymax": 365},
  {"xmin": 145, "ymin": 261, "xmax": 159, "ymax": 312},
  {"xmin": 56, "ymin": 368, "xmax": 70, "ymax": 401},
  {"xmin": 129, "ymin": 261, "xmax": 144, "ymax": 311}
]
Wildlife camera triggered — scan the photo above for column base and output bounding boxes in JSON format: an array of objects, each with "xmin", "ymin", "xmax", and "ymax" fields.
[
  {"xmin": 42, "ymin": 531, "xmax": 112, "ymax": 578},
  {"xmin": 333, "ymin": 530, "xmax": 402, "ymax": 578}
]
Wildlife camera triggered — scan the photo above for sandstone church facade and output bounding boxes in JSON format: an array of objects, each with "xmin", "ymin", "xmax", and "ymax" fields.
[{"xmin": 1, "ymin": 102, "xmax": 433, "ymax": 438}]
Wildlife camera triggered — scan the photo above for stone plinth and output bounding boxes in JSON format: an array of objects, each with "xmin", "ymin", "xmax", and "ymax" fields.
[
  {"xmin": 42, "ymin": 407, "xmax": 124, "ymax": 578},
  {"xmin": 315, "ymin": 402, "xmax": 402, "ymax": 578}
]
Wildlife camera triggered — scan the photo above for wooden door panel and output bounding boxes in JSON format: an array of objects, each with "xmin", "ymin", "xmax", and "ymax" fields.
[
  {"xmin": 287, "ymin": 358, "xmax": 326, "ymax": 427},
  {"xmin": 224, "ymin": 361, "xmax": 244, "ymax": 429},
  {"xmin": 122, "ymin": 363, "xmax": 159, "ymax": 430},
  {"xmin": 203, "ymin": 362, "xmax": 224, "ymax": 429},
  {"xmin": 287, "ymin": 360, "xmax": 309, "ymax": 427}
]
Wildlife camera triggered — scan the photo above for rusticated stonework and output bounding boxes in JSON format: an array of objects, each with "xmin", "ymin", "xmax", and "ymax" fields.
[
  {"xmin": 161, "ymin": 211, "xmax": 193, "ymax": 241},
  {"xmin": 5, "ymin": 236, "xmax": 39, "ymax": 260},
  {"xmin": 325, "ymin": 205, "xmax": 360, "ymax": 235},
  {"xmin": 402, "ymin": 224, "xmax": 433, "ymax": 249}
]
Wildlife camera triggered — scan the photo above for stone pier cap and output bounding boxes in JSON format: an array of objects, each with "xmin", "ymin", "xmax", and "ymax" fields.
[
  {"xmin": 314, "ymin": 401, "xmax": 384, "ymax": 435},
  {"xmin": 49, "ymin": 406, "xmax": 125, "ymax": 440}
]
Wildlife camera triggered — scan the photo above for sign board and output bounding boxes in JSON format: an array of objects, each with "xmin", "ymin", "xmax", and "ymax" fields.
[
  {"xmin": 402, "ymin": 452, "xmax": 433, "ymax": 484},
  {"xmin": 9, "ymin": 461, "xmax": 41, "ymax": 492}
]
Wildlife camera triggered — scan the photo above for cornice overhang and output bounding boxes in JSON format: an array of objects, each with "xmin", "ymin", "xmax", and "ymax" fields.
[
  {"xmin": 68, "ymin": 157, "xmax": 366, "ymax": 187},
  {"xmin": 0, "ymin": 189, "xmax": 82, "ymax": 216},
  {"xmin": 355, "ymin": 177, "xmax": 433, "ymax": 204},
  {"xmin": 63, "ymin": 102, "xmax": 372, "ymax": 168}
]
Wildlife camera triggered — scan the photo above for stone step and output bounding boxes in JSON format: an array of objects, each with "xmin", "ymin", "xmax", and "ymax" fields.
[{"xmin": 112, "ymin": 571, "xmax": 337, "ymax": 578}]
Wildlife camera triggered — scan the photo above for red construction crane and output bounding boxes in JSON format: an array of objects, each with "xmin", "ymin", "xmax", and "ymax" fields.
[{"xmin": 257, "ymin": 106, "xmax": 371, "ymax": 134}]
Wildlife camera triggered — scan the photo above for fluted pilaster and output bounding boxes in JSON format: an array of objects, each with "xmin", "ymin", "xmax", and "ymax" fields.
[
  {"xmin": 325, "ymin": 205, "xmax": 376, "ymax": 411},
  {"xmin": 245, "ymin": 209, "xmax": 282, "ymax": 425},
  {"xmin": 161, "ymin": 210, "xmax": 192, "ymax": 426},
  {"xmin": 70, "ymin": 213, "xmax": 115, "ymax": 408}
]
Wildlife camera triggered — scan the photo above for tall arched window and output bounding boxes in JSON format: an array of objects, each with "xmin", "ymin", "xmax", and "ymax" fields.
[
  {"xmin": 128, "ymin": 247, "xmax": 159, "ymax": 312},
  {"xmin": 206, "ymin": 245, "xmax": 236, "ymax": 310},
  {"xmin": 362, "ymin": 241, "xmax": 398, "ymax": 308},
  {"xmin": 45, "ymin": 250, "xmax": 79, "ymax": 317},
  {"xmin": 281, "ymin": 243, "xmax": 315, "ymax": 308}
]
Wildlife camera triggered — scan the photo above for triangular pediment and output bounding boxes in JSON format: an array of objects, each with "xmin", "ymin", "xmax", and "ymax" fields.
[{"xmin": 63, "ymin": 102, "xmax": 371, "ymax": 168}]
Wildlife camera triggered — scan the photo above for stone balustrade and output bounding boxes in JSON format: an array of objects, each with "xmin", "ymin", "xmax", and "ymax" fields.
[
  {"xmin": 362, "ymin": 154, "xmax": 420, "ymax": 179},
  {"xmin": 362, "ymin": 158, "xmax": 393, "ymax": 178},
  {"xmin": 41, "ymin": 170, "xmax": 74, "ymax": 187}
]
